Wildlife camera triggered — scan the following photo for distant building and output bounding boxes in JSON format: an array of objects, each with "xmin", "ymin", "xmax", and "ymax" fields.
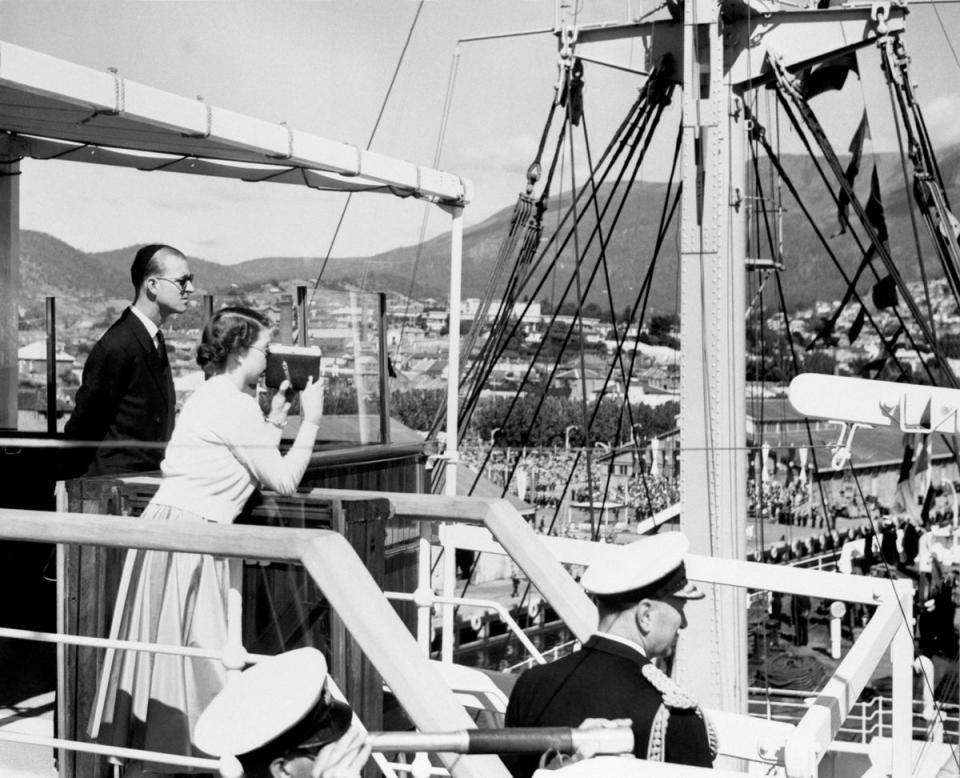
[
  {"xmin": 18, "ymin": 341, "xmax": 75, "ymax": 380},
  {"xmin": 624, "ymin": 383, "xmax": 679, "ymax": 408}
]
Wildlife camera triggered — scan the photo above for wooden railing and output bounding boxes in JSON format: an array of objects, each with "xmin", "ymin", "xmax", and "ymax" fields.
[{"xmin": 0, "ymin": 506, "xmax": 509, "ymax": 778}]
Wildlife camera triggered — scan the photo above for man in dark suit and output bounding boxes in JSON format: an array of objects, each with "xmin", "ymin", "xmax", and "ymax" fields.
[
  {"xmin": 63, "ymin": 244, "xmax": 194, "ymax": 477},
  {"xmin": 505, "ymin": 533, "xmax": 716, "ymax": 776}
]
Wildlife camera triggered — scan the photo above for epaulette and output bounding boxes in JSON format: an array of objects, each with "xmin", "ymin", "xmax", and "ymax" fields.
[
  {"xmin": 642, "ymin": 664, "xmax": 719, "ymax": 761},
  {"xmin": 642, "ymin": 663, "xmax": 698, "ymax": 709}
]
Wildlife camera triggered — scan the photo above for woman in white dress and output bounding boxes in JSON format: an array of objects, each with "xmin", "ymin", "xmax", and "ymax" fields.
[{"xmin": 90, "ymin": 306, "xmax": 325, "ymax": 776}]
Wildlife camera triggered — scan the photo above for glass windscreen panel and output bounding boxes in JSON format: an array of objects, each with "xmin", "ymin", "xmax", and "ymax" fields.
[
  {"xmin": 211, "ymin": 286, "xmax": 387, "ymax": 446},
  {"xmin": 20, "ymin": 287, "xmax": 387, "ymax": 446},
  {"xmin": 302, "ymin": 289, "xmax": 387, "ymax": 446},
  {"xmin": 16, "ymin": 296, "xmax": 75, "ymax": 433}
]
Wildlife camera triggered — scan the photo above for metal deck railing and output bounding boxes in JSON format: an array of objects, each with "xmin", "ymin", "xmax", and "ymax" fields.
[{"xmin": 0, "ymin": 489, "xmax": 953, "ymax": 777}]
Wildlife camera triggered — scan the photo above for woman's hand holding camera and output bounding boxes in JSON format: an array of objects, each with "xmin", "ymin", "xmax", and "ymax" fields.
[
  {"xmin": 265, "ymin": 378, "xmax": 293, "ymax": 429},
  {"xmin": 300, "ymin": 375, "xmax": 326, "ymax": 426}
]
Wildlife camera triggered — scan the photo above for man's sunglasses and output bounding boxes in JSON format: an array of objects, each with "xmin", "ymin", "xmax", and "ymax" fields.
[{"xmin": 154, "ymin": 275, "xmax": 195, "ymax": 293}]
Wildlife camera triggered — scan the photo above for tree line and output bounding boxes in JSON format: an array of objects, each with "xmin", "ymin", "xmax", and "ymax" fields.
[{"xmin": 389, "ymin": 388, "xmax": 679, "ymax": 448}]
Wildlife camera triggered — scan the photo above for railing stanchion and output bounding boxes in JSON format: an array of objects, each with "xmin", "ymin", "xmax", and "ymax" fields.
[
  {"xmin": 890, "ymin": 587, "xmax": 914, "ymax": 777},
  {"xmin": 417, "ymin": 520, "xmax": 432, "ymax": 652},
  {"xmin": 224, "ymin": 558, "xmax": 245, "ymax": 681},
  {"xmin": 441, "ymin": 524, "xmax": 455, "ymax": 663},
  {"xmin": 55, "ymin": 480, "xmax": 69, "ymax": 778}
]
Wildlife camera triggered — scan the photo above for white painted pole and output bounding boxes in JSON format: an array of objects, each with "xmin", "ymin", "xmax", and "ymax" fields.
[
  {"xmin": 440, "ymin": 206, "xmax": 463, "ymax": 664},
  {"xmin": 440, "ymin": 522, "xmax": 456, "ymax": 664},
  {"xmin": 416, "ymin": 522, "xmax": 432, "ymax": 652},
  {"xmin": 224, "ymin": 559, "xmax": 245, "ymax": 682},
  {"xmin": 829, "ymin": 601, "xmax": 845, "ymax": 660},
  {"xmin": 444, "ymin": 205, "xmax": 464, "ymax": 498},
  {"xmin": 915, "ymin": 655, "xmax": 935, "ymax": 724},
  {"xmin": 890, "ymin": 589, "xmax": 914, "ymax": 778}
]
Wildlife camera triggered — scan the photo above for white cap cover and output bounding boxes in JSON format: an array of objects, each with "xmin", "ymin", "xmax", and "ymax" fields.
[
  {"xmin": 194, "ymin": 647, "xmax": 328, "ymax": 758},
  {"xmin": 580, "ymin": 532, "xmax": 703, "ymax": 600}
]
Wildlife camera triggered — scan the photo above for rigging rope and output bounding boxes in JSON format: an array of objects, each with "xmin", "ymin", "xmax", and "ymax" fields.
[
  {"xmin": 456, "ymin": 79, "xmax": 673, "ymax": 495},
  {"xmin": 757, "ymin": 100, "xmax": 932, "ymax": 384},
  {"xmin": 461, "ymin": 69, "xmax": 671, "ymax": 418},
  {"xmin": 771, "ymin": 58, "xmax": 956, "ymax": 388},
  {"xmin": 771, "ymin": 43, "xmax": 960, "ymax": 493},
  {"xmin": 434, "ymin": 71, "xmax": 664, "ymax": 452},
  {"xmin": 534, "ymin": 151, "xmax": 683, "ymax": 539},
  {"xmin": 886, "ymin": 60, "xmax": 939, "ymax": 347},
  {"xmin": 395, "ymin": 43, "xmax": 463, "ymax": 359},
  {"xmin": 308, "ymin": 0, "xmax": 425, "ymax": 302},
  {"xmin": 564, "ymin": 66, "xmax": 599, "ymax": 534},
  {"xmin": 744, "ymin": 105, "xmax": 910, "ymax": 383},
  {"xmin": 746, "ymin": 129, "xmax": 839, "ymax": 547},
  {"xmin": 882, "ymin": 36, "xmax": 960, "ymax": 328}
]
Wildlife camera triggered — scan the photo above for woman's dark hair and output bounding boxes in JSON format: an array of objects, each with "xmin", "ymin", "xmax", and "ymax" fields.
[{"xmin": 197, "ymin": 306, "xmax": 272, "ymax": 375}]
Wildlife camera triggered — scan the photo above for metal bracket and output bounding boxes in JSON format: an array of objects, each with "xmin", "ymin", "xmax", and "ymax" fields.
[
  {"xmin": 554, "ymin": 21, "xmax": 578, "ymax": 105},
  {"xmin": 828, "ymin": 421, "xmax": 868, "ymax": 470},
  {"xmin": 871, "ymin": 0, "xmax": 891, "ymax": 34},
  {"xmin": 893, "ymin": 392, "xmax": 958, "ymax": 434}
]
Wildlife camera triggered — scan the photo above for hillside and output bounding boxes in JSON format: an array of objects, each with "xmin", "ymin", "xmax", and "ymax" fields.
[{"xmin": 18, "ymin": 144, "xmax": 960, "ymax": 316}]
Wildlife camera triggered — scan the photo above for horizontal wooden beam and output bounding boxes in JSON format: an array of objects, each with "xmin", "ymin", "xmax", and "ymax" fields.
[{"xmin": 0, "ymin": 507, "xmax": 317, "ymax": 561}]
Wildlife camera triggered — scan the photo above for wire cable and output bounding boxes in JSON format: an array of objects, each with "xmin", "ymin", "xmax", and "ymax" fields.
[{"xmin": 308, "ymin": 1, "xmax": 425, "ymax": 300}]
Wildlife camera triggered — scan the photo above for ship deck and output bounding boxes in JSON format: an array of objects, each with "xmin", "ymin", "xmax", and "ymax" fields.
[{"xmin": 0, "ymin": 638, "xmax": 56, "ymax": 777}]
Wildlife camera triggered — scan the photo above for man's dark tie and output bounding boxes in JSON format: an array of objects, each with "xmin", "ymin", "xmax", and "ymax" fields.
[{"xmin": 156, "ymin": 330, "xmax": 169, "ymax": 368}]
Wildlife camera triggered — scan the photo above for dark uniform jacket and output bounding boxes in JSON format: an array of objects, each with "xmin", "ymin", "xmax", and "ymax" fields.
[
  {"xmin": 504, "ymin": 634, "xmax": 714, "ymax": 777},
  {"xmin": 63, "ymin": 308, "xmax": 175, "ymax": 477}
]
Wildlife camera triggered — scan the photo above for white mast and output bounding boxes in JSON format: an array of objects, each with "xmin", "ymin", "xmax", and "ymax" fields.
[{"xmin": 675, "ymin": 0, "xmax": 748, "ymax": 720}]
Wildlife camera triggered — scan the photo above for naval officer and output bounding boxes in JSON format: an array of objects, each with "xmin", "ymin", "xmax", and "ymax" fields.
[
  {"xmin": 194, "ymin": 648, "xmax": 371, "ymax": 778},
  {"xmin": 504, "ymin": 533, "xmax": 717, "ymax": 776}
]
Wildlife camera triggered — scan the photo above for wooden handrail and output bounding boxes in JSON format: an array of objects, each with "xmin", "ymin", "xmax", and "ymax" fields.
[
  {"xmin": 0, "ymin": 507, "xmax": 318, "ymax": 561},
  {"xmin": 0, "ymin": 504, "xmax": 513, "ymax": 778}
]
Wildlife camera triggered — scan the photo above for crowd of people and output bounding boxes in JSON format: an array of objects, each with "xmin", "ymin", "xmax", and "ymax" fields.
[
  {"xmin": 751, "ymin": 513, "xmax": 960, "ymax": 663},
  {"xmin": 460, "ymin": 445, "xmax": 680, "ymax": 518}
]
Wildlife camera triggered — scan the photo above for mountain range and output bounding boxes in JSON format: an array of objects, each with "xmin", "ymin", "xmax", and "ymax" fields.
[{"xmin": 18, "ymin": 144, "xmax": 960, "ymax": 321}]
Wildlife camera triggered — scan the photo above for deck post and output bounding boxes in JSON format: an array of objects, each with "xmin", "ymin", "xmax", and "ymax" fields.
[
  {"xmin": 440, "ymin": 205, "xmax": 464, "ymax": 664},
  {"xmin": 0, "ymin": 157, "xmax": 19, "ymax": 431},
  {"xmin": 444, "ymin": 204, "xmax": 464, "ymax": 495}
]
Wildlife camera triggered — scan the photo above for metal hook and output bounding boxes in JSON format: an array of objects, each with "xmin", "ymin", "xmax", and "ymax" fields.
[
  {"xmin": 871, "ymin": 1, "xmax": 890, "ymax": 34},
  {"xmin": 828, "ymin": 421, "xmax": 867, "ymax": 470}
]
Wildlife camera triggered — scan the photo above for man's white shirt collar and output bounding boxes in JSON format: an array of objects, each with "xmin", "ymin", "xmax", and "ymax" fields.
[
  {"xmin": 595, "ymin": 631, "xmax": 647, "ymax": 657},
  {"xmin": 129, "ymin": 305, "xmax": 159, "ymax": 340}
]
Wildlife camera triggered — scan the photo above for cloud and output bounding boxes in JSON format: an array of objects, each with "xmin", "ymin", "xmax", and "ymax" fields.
[
  {"xmin": 448, "ymin": 134, "xmax": 538, "ymax": 175},
  {"xmin": 923, "ymin": 93, "xmax": 960, "ymax": 147}
]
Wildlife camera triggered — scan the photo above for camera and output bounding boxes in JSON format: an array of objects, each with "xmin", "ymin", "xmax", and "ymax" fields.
[{"xmin": 264, "ymin": 345, "xmax": 323, "ymax": 392}]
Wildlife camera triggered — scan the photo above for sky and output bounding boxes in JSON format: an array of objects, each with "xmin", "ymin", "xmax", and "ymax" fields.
[{"xmin": 3, "ymin": 0, "xmax": 960, "ymax": 267}]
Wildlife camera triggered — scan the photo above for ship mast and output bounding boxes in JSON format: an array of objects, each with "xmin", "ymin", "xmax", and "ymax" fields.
[
  {"xmin": 675, "ymin": 0, "xmax": 749, "ymax": 721},
  {"xmin": 572, "ymin": 0, "xmax": 907, "ymax": 728}
]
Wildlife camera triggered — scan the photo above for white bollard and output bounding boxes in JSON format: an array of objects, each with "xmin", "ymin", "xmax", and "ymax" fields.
[{"xmin": 829, "ymin": 601, "xmax": 846, "ymax": 660}]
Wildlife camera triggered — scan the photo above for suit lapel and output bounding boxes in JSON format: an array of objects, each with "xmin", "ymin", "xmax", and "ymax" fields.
[{"xmin": 121, "ymin": 310, "xmax": 172, "ymax": 414}]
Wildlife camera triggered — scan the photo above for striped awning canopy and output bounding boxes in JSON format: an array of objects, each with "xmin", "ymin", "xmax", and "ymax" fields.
[{"xmin": 0, "ymin": 40, "xmax": 471, "ymax": 206}]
